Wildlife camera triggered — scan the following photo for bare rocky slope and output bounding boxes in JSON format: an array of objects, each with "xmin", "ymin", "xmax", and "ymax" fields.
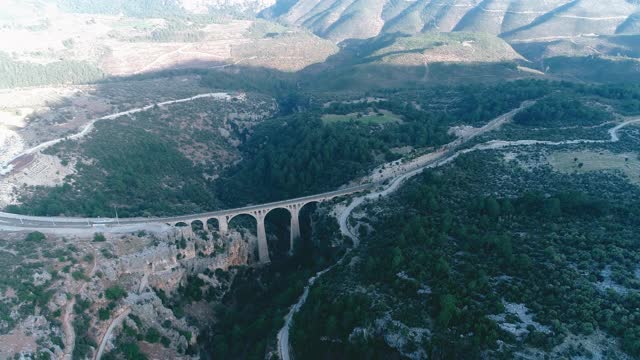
[
  {"xmin": 262, "ymin": 0, "xmax": 640, "ymax": 60},
  {"xmin": 264, "ymin": 0, "xmax": 640, "ymax": 42},
  {"xmin": 179, "ymin": 0, "xmax": 276, "ymax": 14}
]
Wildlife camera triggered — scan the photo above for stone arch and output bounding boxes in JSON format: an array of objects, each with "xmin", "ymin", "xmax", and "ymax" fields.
[
  {"xmin": 293, "ymin": 201, "xmax": 320, "ymax": 252},
  {"xmin": 173, "ymin": 221, "xmax": 192, "ymax": 240},
  {"xmin": 227, "ymin": 213, "xmax": 257, "ymax": 236},
  {"xmin": 227, "ymin": 213, "xmax": 262, "ymax": 262},
  {"xmin": 191, "ymin": 219, "xmax": 209, "ymax": 240},
  {"xmin": 298, "ymin": 200, "xmax": 320, "ymax": 213},
  {"xmin": 264, "ymin": 207, "xmax": 293, "ymax": 256},
  {"xmin": 191, "ymin": 220, "xmax": 204, "ymax": 233},
  {"xmin": 206, "ymin": 218, "xmax": 220, "ymax": 232},
  {"xmin": 263, "ymin": 206, "xmax": 292, "ymax": 219}
]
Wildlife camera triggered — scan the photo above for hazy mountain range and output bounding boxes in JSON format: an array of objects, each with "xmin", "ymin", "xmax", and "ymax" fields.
[
  {"xmin": 263, "ymin": 0, "xmax": 640, "ymax": 41},
  {"xmin": 257, "ymin": 0, "xmax": 640, "ymax": 63}
]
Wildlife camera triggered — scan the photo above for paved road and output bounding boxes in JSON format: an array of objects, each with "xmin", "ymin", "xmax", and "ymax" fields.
[
  {"xmin": 2, "ymin": 110, "xmax": 637, "ymax": 235},
  {"xmin": 0, "ymin": 184, "xmax": 374, "ymax": 230},
  {"xmin": 0, "ymin": 101, "xmax": 537, "ymax": 232}
]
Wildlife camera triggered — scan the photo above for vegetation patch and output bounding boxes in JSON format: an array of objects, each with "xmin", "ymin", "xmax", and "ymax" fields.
[
  {"xmin": 0, "ymin": 51, "xmax": 104, "ymax": 89},
  {"xmin": 547, "ymin": 150, "xmax": 640, "ymax": 185},
  {"xmin": 514, "ymin": 96, "xmax": 612, "ymax": 127},
  {"xmin": 321, "ymin": 109, "xmax": 402, "ymax": 125},
  {"xmin": 292, "ymin": 149, "xmax": 640, "ymax": 359}
]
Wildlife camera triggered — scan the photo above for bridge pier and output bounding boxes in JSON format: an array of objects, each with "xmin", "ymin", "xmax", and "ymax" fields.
[
  {"xmin": 289, "ymin": 204, "xmax": 301, "ymax": 254},
  {"xmin": 201, "ymin": 219, "xmax": 210, "ymax": 234},
  {"xmin": 218, "ymin": 216, "xmax": 228, "ymax": 235},
  {"xmin": 254, "ymin": 211, "xmax": 270, "ymax": 263},
  {"xmin": 161, "ymin": 186, "xmax": 370, "ymax": 264}
]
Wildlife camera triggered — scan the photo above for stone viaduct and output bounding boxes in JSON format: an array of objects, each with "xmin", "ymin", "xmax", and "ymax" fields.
[
  {"xmin": 165, "ymin": 184, "xmax": 372, "ymax": 263},
  {"xmin": 0, "ymin": 184, "xmax": 374, "ymax": 263}
]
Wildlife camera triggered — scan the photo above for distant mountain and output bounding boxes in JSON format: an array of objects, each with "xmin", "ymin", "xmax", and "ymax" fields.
[
  {"xmin": 262, "ymin": 0, "xmax": 640, "ymax": 60},
  {"xmin": 180, "ymin": 0, "xmax": 276, "ymax": 15},
  {"xmin": 264, "ymin": 0, "xmax": 640, "ymax": 41},
  {"xmin": 55, "ymin": 0, "xmax": 276, "ymax": 17}
]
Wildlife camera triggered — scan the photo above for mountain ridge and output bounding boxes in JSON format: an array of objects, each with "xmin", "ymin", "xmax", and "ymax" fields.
[{"xmin": 261, "ymin": 0, "xmax": 640, "ymax": 62}]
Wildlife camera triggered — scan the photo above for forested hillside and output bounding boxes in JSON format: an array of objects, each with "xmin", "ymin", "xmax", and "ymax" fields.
[
  {"xmin": 0, "ymin": 52, "xmax": 104, "ymax": 89},
  {"xmin": 13, "ymin": 79, "xmax": 640, "ymax": 216},
  {"xmin": 4, "ymin": 1, "xmax": 640, "ymax": 360},
  {"xmin": 292, "ymin": 146, "xmax": 640, "ymax": 358}
]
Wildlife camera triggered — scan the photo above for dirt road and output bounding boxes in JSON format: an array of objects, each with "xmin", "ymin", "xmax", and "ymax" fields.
[
  {"xmin": 63, "ymin": 246, "xmax": 97, "ymax": 360},
  {"xmin": 94, "ymin": 307, "xmax": 131, "ymax": 360}
]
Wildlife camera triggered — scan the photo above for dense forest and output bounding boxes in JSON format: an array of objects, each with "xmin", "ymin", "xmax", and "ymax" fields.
[
  {"xmin": 0, "ymin": 52, "xmax": 104, "ymax": 89},
  {"xmin": 216, "ymin": 106, "xmax": 452, "ymax": 205},
  {"xmin": 11, "ymin": 79, "xmax": 640, "ymax": 217},
  {"xmin": 514, "ymin": 97, "xmax": 611, "ymax": 127},
  {"xmin": 8, "ymin": 121, "xmax": 218, "ymax": 217},
  {"xmin": 291, "ymin": 146, "xmax": 640, "ymax": 359}
]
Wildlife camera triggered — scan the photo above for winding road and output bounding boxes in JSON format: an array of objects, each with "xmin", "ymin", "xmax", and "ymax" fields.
[
  {"xmin": 1, "ymin": 95, "xmax": 639, "ymax": 359},
  {"xmin": 0, "ymin": 92, "xmax": 237, "ymax": 175}
]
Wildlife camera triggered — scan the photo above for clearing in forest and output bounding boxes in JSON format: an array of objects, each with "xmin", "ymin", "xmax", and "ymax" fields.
[
  {"xmin": 547, "ymin": 150, "xmax": 640, "ymax": 185},
  {"xmin": 321, "ymin": 109, "xmax": 402, "ymax": 125}
]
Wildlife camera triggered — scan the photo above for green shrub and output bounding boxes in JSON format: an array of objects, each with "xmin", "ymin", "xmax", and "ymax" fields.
[
  {"xmin": 25, "ymin": 232, "xmax": 46, "ymax": 243},
  {"xmin": 71, "ymin": 270, "xmax": 88, "ymax": 281},
  {"xmin": 145, "ymin": 327, "xmax": 161, "ymax": 343},
  {"xmin": 93, "ymin": 233, "xmax": 106, "ymax": 242},
  {"xmin": 98, "ymin": 308, "xmax": 111, "ymax": 321},
  {"xmin": 105, "ymin": 285, "xmax": 127, "ymax": 301}
]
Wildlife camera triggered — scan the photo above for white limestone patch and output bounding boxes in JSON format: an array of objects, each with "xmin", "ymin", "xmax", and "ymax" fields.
[
  {"xmin": 396, "ymin": 271, "xmax": 414, "ymax": 281},
  {"xmin": 32, "ymin": 271, "xmax": 52, "ymax": 287},
  {"xmin": 0, "ymin": 129, "xmax": 24, "ymax": 175},
  {"xmin": 396, "ymin": 271, "xmax": 431, "ymax": 295},
  {"xmin": 218, "ymin": 127, "xmax": 231, "ymax": 138},
  {"xmin": 492, "ymin": 275, "xmax": 514, "ymax": 283},
  {"xmin": 448, "ymin": 124, "xmax": 477, "ymax": 138},
  {"xmin": 595, "ymin": 266, "xmax": 630, "ymax": 295},
  {"xmin": 417, "ymin": 285, "xmax": 432, "ymax": 295},
  {"xmin": 374, "ymin": 313, "xmax": 431, "ymax": 360},
  {"xmin": 489, "ymin": 302, "xmax": 550, "ymax": 338},
  {"xmin": 543, "ymin": 331, "xmax": 633, "ymax": 360}
]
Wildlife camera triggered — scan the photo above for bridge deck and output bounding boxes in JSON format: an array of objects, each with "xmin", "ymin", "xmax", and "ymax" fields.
[{"xmin": 0, "ymin": 183, "xmax": 375, "ymax": 228}]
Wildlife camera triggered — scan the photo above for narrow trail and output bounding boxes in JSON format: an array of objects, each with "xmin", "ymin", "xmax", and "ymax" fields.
[
  {"xmin": 275, "ymin": 112, "xmax": 640, "ymax": 360},
  {"xmin": 0, "ymin": 92, "xmax": 238, "ymax": 175},
  {"xmin": 94, "ymin": 307, "xmax": 131, "ymax": 360},
  {"xmin": 63, "ymin": 246, "xmax": 97, "ymax": 360},
  {"xmin": 61, "ymin": 297, "xmax": 76, "ymax": 360}
]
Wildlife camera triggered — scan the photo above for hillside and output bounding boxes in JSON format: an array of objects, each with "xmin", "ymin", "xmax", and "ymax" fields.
[
  {"xmin": 266, "ymin": 0, "xmax": 640, "ymax": 41},
  {"xmin": 55, "ymin": 0, "xmax": 276, "ymax": 17},
  {"xmin": 4, "ymin": 1, "xmax": 640, "ymax": 360},
  {"xmin": 367, "ymin": 32, "xmax": 523, "ymax": 65},
  {"xmin": 503, "ymin": 0, "xmax": 638, "ymax": 42},
  {"xmin": 264, "ymin": 0, "xmax": 640, "ymax": 61},
  {"xmin": 0, "ymin": 0, "xmax": 336, "ymax": 88}
]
